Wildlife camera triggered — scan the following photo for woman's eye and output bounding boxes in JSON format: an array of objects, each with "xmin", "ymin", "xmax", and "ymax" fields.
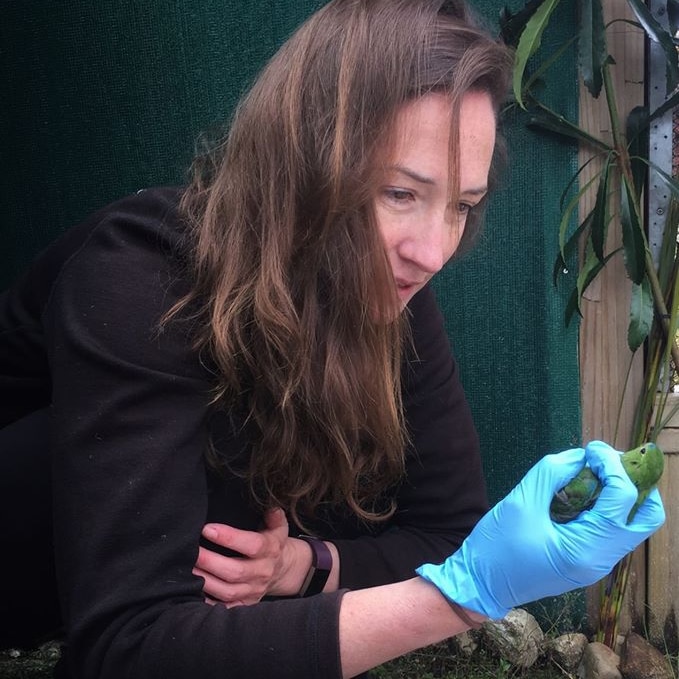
[
  {"xmin": 384, "ymin": 188, "xmax": 415, "ymax": 204},
  {"xmin": 458, "ymin": 203, "xmax": 472, "ymax": 214}
]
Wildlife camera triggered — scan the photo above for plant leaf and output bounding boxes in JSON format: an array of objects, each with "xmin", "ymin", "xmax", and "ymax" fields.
[
  {"xmin": 620, "ymin": 176, "xmax": 646, "ymax": 285},
  {"xmin": 627, "ymin": 0, "xmax": 679, "ymax": 93},
  {"xmin": 575, "ymin": 244, "xmax": 618, "ymax": 307},
  {"xmin": 554, "ymin": 210, "xmax": 593, "ymax": 285},
  {"xmin": 626, "ymin": 106, "xmax": 649, "ymax": 198},
  {"xmin": 564, "ymin": 245, "xmax": 619, "ymax": 325},
  {"xmin": 591, "ymin": 156, "xmax": 612, "ymax": 261},
  {"xmin": 513, "ymin": 0, "xmax": 563, "ymax": 108},
  {"xmin": 669, "ymin": 0, "xmax": 679, "ymax": 37},
  {"xmin": 499, "ymin": 0, "xmax": 545, "ymax": 47},
  {"xmin": 527, "ymin": 108, "xmax": 612, "ymax": 150},
  {"xmin": 578, "ymin": 0, "xmax": 607, "ymax": 97},
  {"xmin": 558, "ymin": 174, "xmax": 599, "ymax": 257},
  {"xmin": 565, "ymin": 287, "xmax": 582, "ymax": 325},
  {"xmin": 647, "ymin": 160, "xmax": 679, "ymax": 200},
  {"xmin": 628, "ymin": 275, "xmax": 653, "ymax": 351},
  {"xmin": 649, "ymin": 87, "xmax": 679, "ymax": 124}
]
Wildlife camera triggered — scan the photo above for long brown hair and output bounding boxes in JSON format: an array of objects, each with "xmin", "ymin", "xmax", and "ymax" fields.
[{"xmin": 175, "ymin": 0, "xmax": 512, "ymax": 527}]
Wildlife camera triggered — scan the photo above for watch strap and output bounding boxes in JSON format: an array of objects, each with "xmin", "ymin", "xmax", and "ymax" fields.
[{"xmin": 297, "ymin": 535, "xmax": 332, "ymax": 597}]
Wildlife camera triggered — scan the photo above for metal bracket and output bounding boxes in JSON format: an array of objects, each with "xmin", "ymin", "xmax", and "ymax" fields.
[{"xmin": 648, "ymin": 0, "xmax": 674, "ymax": 268}]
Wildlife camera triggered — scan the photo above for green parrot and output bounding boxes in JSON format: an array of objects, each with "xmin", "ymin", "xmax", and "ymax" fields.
[{"xmin": 550, "ymin": 442, "xmax": 664, "ymax": 524}]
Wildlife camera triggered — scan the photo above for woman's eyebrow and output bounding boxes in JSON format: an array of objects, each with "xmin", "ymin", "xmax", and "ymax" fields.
[
  {"xmin": 388, "ymin": 165, "xmax": 436, "ymax": 185},
  {"xmin": 388, "ymin": 165, "xmax": 488, "ymax": 197},
  {"xmin": 461, "ymin": 186, "xmax": 488, "ymax": 197}
]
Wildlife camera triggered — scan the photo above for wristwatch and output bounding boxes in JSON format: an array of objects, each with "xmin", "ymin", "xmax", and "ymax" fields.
[{"xmin": 297, "ymin": 535, "xmax": 333, "ymax": 597}]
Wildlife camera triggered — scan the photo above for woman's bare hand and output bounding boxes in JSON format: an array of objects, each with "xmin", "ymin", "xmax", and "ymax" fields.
[{"xmin": 193, "ymin": 508, "xmax": 309, "ymax": 606}]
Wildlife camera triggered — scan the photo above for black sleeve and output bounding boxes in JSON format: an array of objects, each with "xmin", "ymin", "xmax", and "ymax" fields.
[
  {"xmin": 44, "ymin": 191, "xmax": 344, "ymax": 679},
  {"xmin": 332, "ymin": 284, "xmax": 488, "ymax": 589}
]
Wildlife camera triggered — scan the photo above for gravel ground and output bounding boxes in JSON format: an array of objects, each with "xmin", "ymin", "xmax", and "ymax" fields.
[{"xmin": 0, "ymin": 642, "xmax": 60, "ymax": 679}]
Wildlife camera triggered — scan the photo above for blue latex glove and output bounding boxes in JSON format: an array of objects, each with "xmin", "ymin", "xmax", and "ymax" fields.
[{"xmin": 416, "ymin": 441, "xmax": 665, "ymax": 620}]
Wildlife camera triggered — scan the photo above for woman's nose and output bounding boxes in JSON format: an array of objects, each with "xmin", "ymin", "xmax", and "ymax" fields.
[{"xmin": 398, "ymin": 211, "xmax": 463, "ymax": 274}]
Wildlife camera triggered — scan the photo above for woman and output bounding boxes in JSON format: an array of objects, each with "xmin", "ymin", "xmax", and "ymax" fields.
[{"xmin": 0, "ymin": 1, "xmax": 664, "ymax": 678}]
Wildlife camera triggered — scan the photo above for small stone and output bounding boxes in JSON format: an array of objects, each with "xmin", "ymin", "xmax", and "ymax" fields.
[
  {"xmin": 7, "ymin": 649, "xmax": 21, "ymax": 659},
  {"xmin": 545, "ymin": 632, "xmax": 588, "ymax": 671},
  {"xmin": 619, "ymin": 632, "xmax": 673, "ymax": 679},
  {"xmin": 578, "ymin": 641, "xmax": 621, "ymax": 679},
  {"xmin": 449, "ymin": 629, "xmax": 480, "ymax": 657},
  {"xmin": 482, "ymin": 608, "xmax": 544, "ymax": 668}
]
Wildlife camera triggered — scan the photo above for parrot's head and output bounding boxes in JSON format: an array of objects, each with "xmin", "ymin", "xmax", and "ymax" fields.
[{"xmin": 621, "ymin": 442, "xmax": 664, "ymax": 490}]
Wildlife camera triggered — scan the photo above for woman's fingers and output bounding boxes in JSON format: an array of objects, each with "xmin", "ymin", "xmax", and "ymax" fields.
[{"xmin": 194, "ymin": 564, "xmax": 264, "ymax": 605}]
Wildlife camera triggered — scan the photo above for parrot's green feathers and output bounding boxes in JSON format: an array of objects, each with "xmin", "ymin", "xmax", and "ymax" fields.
[{"xmin": 549, "ymin": 442, "xmax": 664, "ymax": 524}]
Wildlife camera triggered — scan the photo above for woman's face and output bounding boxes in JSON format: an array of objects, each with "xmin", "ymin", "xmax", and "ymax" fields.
[{"xmin": 374, "ymin": 90, "xmax": 497, "ymax": 307}]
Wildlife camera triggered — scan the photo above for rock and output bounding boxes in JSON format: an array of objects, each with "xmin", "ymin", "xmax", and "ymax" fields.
[
  {"xmin": 620, "ymin": 632, "xmax": 673, "ymax": 679},
  {"xmin": 545, "ymin": 632, "xmax": 588, "ymax": 671},
  {"xmin": 449, "ymin": 629, "xmax": 480, "ymax": 657},
  {"xmin": 482, "ymin": 608, "xmax": 544, "ymax": 668},
  {"xmin": 578, "ymin": 641, "xmax": 621, "ymax": 679}
]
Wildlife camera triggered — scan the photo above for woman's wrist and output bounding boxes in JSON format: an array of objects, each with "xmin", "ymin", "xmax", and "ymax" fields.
[
  {"xmin": 446, "ymin": 600, "xmax": 486, "ymax": 629},
  {"xmin": 272, "ymin": 537, "xmax": 339, "ymax": 596}
]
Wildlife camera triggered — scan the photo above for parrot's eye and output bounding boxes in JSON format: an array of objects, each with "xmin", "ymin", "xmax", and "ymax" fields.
[{"xmin": 640, "ymin": 447, "xmax": 646, "ymax": 455}]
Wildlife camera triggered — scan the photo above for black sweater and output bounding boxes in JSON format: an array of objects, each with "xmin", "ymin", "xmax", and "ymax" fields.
[{"xmin": 0, "ymin": 187, "xmax": 487, "ymax": 678}]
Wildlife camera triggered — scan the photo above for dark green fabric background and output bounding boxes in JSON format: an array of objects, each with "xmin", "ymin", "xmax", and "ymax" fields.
[{"xmin": 1, "ymin": 2, "xmax": 581, "ymax": 508}]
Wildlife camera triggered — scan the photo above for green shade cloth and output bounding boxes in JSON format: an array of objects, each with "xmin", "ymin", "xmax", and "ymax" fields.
[{"xmin": 1, "ymin": 1, "xmax": 580, "ymax": 519}]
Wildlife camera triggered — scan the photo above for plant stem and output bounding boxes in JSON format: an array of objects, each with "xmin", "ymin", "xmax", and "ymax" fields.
[{"xmin": 601, "ymin": 62, "xmax": 679, "ymax": 368}]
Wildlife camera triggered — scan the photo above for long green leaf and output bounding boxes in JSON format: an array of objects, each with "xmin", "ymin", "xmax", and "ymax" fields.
[
  {"xmin": 669, "ymin": 0, "xmax": 679, "ymax": 36},
  {"xmin": 527, "ymin": 108, "xmax": 612, "ymax": 150},
  {"xmin": 560, "ymin": 155, "xmax": 604, "ymax": 209},
  {"xmin": 554, "ymin": 208, "xmax": 593, "ymax": 285},
  {"xmin": 577, "ymin": 244, "xmax": 617, "ymax": 303},
  {"xmin": 579, "ymin": 0, "xmax": 607, "ymax": 97},
  {"xmin": 647, "ymin": 160, "xmax": 679, "ymax": 200},
  {"xmin": 513, "ymin": 0, "xmax": 562, "ymax": 108},
  {"xmin": 559, "ymin": 174, "xmax": 599, "ymax": 257},
  {"xmin": 565, "ymin": 287, "xmax": 582, "ymax": 325},
  {"xmin": 620, "ymin": 176, "xmax": 646, "ymax": 285},
  {"xmin": 499, "ymin": 0, "xmax": 546, "ymax": 47},
  {"xmin": 628, "ymin": 275, "xmax": 654, "ymax": 351},
  {"xmin": 626, "ymin": 106, "xmax": 649, "ymax": 199},
  {"xmin": 524, "ymin": 35, "xmax": 579, "ymax": 96},
  {"xmin": 591, "ymin": 155, "xmax": 612, "ymax": 261},
  {"xmin": 649, "ymin": 87, "xmax": 679, "ymax": 124},
  {"xmin": 564, "ymin": 245, "xmax": 620, "ymax": 324},
  {"xmin": 627, "ymin": 0, "xmax": 679, "ymax": 93}
]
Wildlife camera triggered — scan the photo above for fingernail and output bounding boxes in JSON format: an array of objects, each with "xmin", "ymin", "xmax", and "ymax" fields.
[{"xmin": 203, "ymin": 525, "xmax": 218, "ymax": 539}]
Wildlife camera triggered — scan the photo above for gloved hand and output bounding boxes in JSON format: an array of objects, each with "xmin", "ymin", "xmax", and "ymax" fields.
[{"xmin": 416, "ymin": 440, "xmax": 665, "ymax": 620}]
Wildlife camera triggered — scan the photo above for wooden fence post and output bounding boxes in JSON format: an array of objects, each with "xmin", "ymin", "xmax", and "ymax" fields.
[
  {"xmin": 648, "ymin": 398, "xmax": 679, "ymax": 652},
  {"xmin": 578, "ymin": 1, "xmax": 646, "ymax": 639}
]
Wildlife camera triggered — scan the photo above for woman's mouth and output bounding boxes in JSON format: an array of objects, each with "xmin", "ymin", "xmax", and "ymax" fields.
[{"xmin": 395, "ymin": 279, "xmax": 422, "ymax": 301}]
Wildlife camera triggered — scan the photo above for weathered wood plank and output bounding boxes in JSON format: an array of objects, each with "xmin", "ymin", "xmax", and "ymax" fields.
[
  {"xmin": 649, "ymin": 395, "xmax": 679, "ymax": 649},
  {"xmin": 647, "ymin": 451, "xmax": 679, "ymax": 650}
]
